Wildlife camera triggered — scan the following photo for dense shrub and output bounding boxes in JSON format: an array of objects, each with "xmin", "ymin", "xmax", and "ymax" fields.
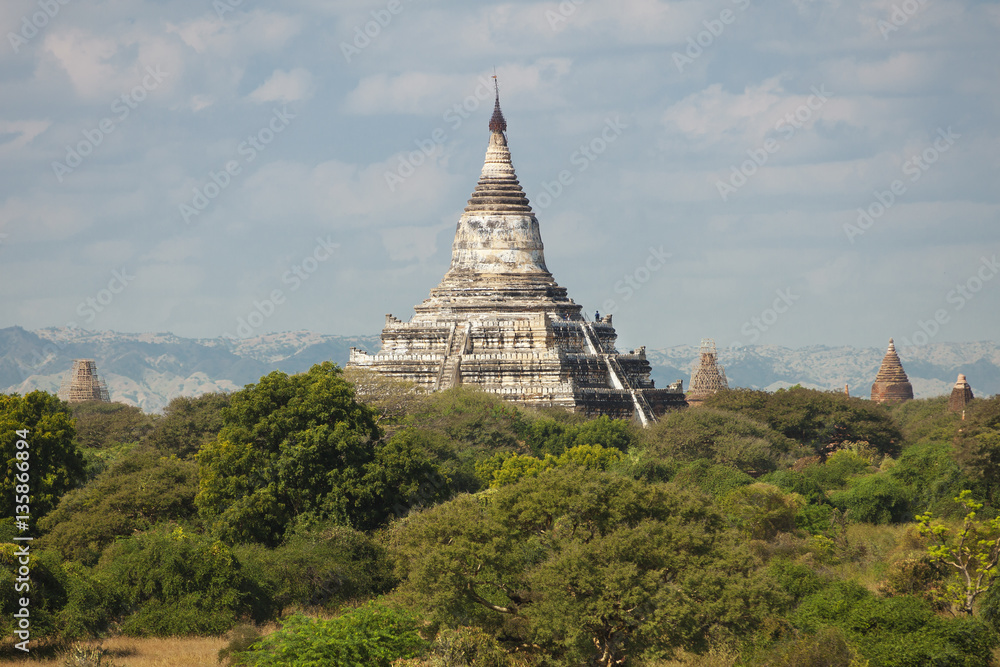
[
  {"xmin": 640, "ymin": 408, "xmax": 796, "ymax": 474},
  {"xmin": 98, "ymin": 524, "xmax": 264, "ymax": 636},
  {"xmin": 720, "ymin": 483, "xmax": 804, "ymax": 540},
  {"xmin": 234, "ymin": 524, "xmax": 394, "ymax": 614},
  {"xmin": 238, "ymin": 603, "xmax": 428, "ymax": 667},
  {"xmin": 794, "ymin": 580, "xmax": 998, "ymax": 666},
  {"xmin": 704, "ymin": 387, "xmax": 903, "ymax": 458},
  {"xmin": 145, "ymin": 392, "xmax": 230, "ymax": 458},
  {"xmin": 829, "ymin": 474, "xmax": 911, "ymax": 524},
  {"xmin": 39, "ymin": 447, "xmax": 199, "ymax": 564},
  {"xmin": 670, "ymin": 459, "xmax": 754, "ymax": 498}
]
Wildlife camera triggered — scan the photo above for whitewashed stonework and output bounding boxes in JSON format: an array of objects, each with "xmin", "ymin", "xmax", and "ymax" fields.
[{"xmin": 348, "ymin": 92, "xmax": 685, "ymax": 424}]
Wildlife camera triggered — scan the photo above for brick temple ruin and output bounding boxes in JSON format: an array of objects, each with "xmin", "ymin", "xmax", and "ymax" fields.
[
  {"xmin": 686, "ymin": 339, "xmax": 728, "ymax": 407},
  {"xmin": 348, "ymin": 84, "xmax": 685, "ymax": 424},
  {"xmin": 948, "ymin": 373, "xmax": 974, "ymax": 413},
  {"xmin": 870, "ymin": 339, "xmax": 913, "ymax": 404},
  {"xmin": 58, "ymin": 359, "xmax": 111, "ymax": 403}
]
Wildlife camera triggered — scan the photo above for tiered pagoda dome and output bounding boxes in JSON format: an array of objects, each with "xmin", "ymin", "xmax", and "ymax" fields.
[
  {"xmin": 870, "ymin": 338, "xmax": 914, "ymax": 404},
  {"xmin": 348, "ymin": 84, "xmax": 685, "ymax": 423}
]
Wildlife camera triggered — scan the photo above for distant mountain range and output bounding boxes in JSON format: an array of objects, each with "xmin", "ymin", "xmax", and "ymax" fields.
[{"xmin": 1, "ymin": 326, "xmax": 996, "ymax": 412}]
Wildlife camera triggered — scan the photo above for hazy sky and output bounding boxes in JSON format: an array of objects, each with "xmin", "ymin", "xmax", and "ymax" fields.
[{"xmin": 1, "ymin": 0, "xmax": 997, "ymax": 353}]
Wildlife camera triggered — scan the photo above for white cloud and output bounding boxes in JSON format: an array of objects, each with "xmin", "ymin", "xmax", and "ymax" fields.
[{"xmin": 248, "ymin": 68, "xmax": 316, "ymax": 104}]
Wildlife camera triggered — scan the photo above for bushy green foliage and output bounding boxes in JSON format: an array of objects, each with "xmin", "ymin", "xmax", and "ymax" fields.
[
  {"xmin": 56, "ymin": 562, "xmax": 119, "ymax": 640},
  {"xmin": 0, "ymin": 546, "xmax": 69, "ymax": 641},
  {"xmin": 70, "ymin": 400, "xmax": 154, "ymax": 452},
  {"xmin": 238, "ymin": 603, "xmax": 429, "ymax": 667},
  {"xmin": 405, "ymin": 386, "xmax": 530, "ymax": 452},
  {"xmin": 760, "ymin": 469, "xmax": 827, "ymax": 504},
  {"xmin": 951, "ymin": 396, "xmax": 1000, "ymax": 501},
  {"xmin": 1, "ymin": 391, "xmax": 86, "ymax": 519},
  {"xmin": 425, "ymin": 625, "xmax": 518, "ymax": 667},
  {"xmin": 704, "ymin": 387, "xmax": 903, "ymax": 458},
  {"xmin": 800, "ymin": 450, "xmax": 872, "ymax": 491},
  {"xmin": 751, "ymin": 626, "xmax": 856, "ymax": 667},
  {"xmin": 197, "ymin": 363, "xmax": 448, "ymax": 544},
  {"xmin": 525, "ymin": 415, "xmax": 639, "ymax": 457},
  {"xmin": 829, "ymin": 474, "xmax": 911, "ymax": 524},
  {"xmin": 233, "ymin": 523, "xmax": 394, "ymax": 613},
  {"xmin": 887, "ymin": 440, "xmax": 973, "ymax": 517},
  {"xmin": 391, "ymin": 467, "xmax": 782, "ymax": 665},
  {"xmin": 794, "ymin": 580, "xmax": 998, "ymax": 666},
  {"xmin": 670, "ymin": 459, "xmax": 754, "ymax": 498},
  {"xmin": 888, "ymin": 396, "xmax": 960, "ymax": 447},
  {"xmin": 39, "ymin": 447, "xmax": 198, "ymax": 564},
  {"xmin": 145, "ymin": 392, "xmax": 230, "ymax": 458},
  {"xmin": 477, "ymin": 444, "xmax": 623, "ymax": 488},
  {"xmin": 98, "ymin": 524, "xmax": 264, "ymax": 636},
  {"xmin": 720, "ymin": 483, "xmax": 804, "ymax": 540},
  {"xmin": 640, "ymin": 408, "xmax": 795, "ymax": 474}
]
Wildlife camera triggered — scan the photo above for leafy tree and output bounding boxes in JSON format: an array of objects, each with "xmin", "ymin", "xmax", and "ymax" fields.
[
  {"xmin": 887, "ymin": 440, "xmax": 973, "ymax": 517},
  {"xmin": 238, "ymin": 603, "xmax": 429, "ymax": 667},
  {"xmin": 98, "ymin": 524, "xmax": 264, "ymax": 636},
  {"xmin": 342, "ymin": 366, "xmax": 426, "ymax": 428},
  {"xmin": 640, "ymin": 407, "xmax": 797, "ymax": 474},
  {"xmin": 39, "ymin": 447, "xmax": 198, "ymax": 564},
  {"xmin": 670, "ymin": 459, "xmax": 754, "ymax": 498},
  {"xmin": 888, "ymin": 396, "xmax": 961, "ymax": 447},
  {"xmin": 69, "ymin": 400, "xmax": 154, "ymax": 451},
  {"xmin": 800, "ymin": 449, "xmax": 872, "ymax": 491},
  {"xmin": 404, "ymin": 386, "xmax": 530, "ymax": 453},
  {"xmin": 145, "ymin": 392, "xmax": 230, "ymax": 458},
  {"xmin": 233, "ymin": 524, "xmax": 394, "ymax": 614},
  {"xmin": 391, "ymin": 467, "xmax": 782, "ymax": 665},
  {"xmin": 793, "ymin": 580, "xmax": 997, "ymax": 666},
  {"xmin": 525, "ymin": 415, "xmax": 638, "ymax": 457},
  {"xmin": 917, "ymin": 490, "xmax": 1000, "ymax": 615},
  {"xmin": 952, "ymin": 396, "xmax": 1000, "ymax": 502},
  {"xmin": 721, "ymin": 483, "xmax": 804, "ymax": 540},
  {"xmin": 704, "ymin": 387, "xmax": 903, "ymax": 458},
  {"xmin": 478, "ymin": 444, "xmax": 623, "ymax": 488},
  {"xmin": 829, "ymin": 473, "xmax": 911, "ymax": 524},
  {"xmin": 0, "ymin": 546, "xmax": 69, "ymax": 641},
  {"xmin": 1, "ymin": 391, "xmax": 85, "ymax": 520},
  {"xmin": 196, "ymin": 362, "xmax": 449, "ymax": 544}
]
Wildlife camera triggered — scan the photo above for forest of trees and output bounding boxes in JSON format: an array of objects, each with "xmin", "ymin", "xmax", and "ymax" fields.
[{"xmin": 3, "ymin": 362, "xmax": 1000, "ymax": 666}]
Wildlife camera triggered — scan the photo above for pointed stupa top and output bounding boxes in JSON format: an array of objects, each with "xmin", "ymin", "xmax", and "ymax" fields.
[
  {"xmin": 871, "ymin": 338, "xmax": 913, "ymax": 403},
  {"xmin": 443, "ymin": 76, "xmax": 548, "ymax": 277},
  {"xmin": 463, "ymin": 79, "xmax": 533, "ymax": 216},
  {"xmin": 489, "ymin": 77, "xmax": 507, "ymax": 134},
  {"xmin": 874, "ymin": 338, "xmax": 909, "ymax": 383}
]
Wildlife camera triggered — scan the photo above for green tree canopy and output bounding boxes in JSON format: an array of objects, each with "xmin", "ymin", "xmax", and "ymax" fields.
[
  {"xmin": 39, "ymin": 447, "xmax": 199, "ymax": 564},
  {"xmin": 196, "ymin": 362, "xmax": 449, "ymax": 545},
  {"xmin": 69, "ymin": 400, "xmax": 154, "ymax": 451},
  {"xmin": 704, "ymin": 387, "xmax": 903, "ymax": 458},
  {"xmin": 640, "ymin": 407, "xmax": 798, "ymax": 474},
  {"xmin": 145, "ymin": 392, "xmax": 230, "ymax": 458},
  {"xmin": 391, "ymin": 466, "xmax": 781, "ymax": 665},
  {"xmin": 1, "ymin": 391, "xmax": 85, "ymax": 520}
]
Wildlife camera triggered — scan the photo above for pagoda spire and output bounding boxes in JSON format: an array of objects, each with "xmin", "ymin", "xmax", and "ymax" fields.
[
  {"xmin": 870, "ymin": 338, "xmax": 914, "ymax": 404},
  {"xmin": 489, "ymin": 74, "xmax": 507, "ymax": 134}
]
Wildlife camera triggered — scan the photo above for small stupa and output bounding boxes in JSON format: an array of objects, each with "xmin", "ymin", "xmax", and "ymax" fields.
[
  {"xmin": 348, "ymin": 79, "xmax": 685, "ymax": 424},
  {"xmin": 686, "ymin": 339, "xmax": 728, "ymax": 407},
  {"xmin": 870, "ymin": 339, "xmax": 913, "ymax": 404},
  {"xmin": 948, "ymin": 374, "xmax": 974, "ymax": 412},
  {"xmin": 58, "ymin": 359, "xmax": 111, "ymax": 403}
]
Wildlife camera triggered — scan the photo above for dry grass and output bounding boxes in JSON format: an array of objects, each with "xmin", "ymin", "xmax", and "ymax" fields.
[{"xmin": 0, "ymin": 636, "xmax": 227, "ymax": 667}]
